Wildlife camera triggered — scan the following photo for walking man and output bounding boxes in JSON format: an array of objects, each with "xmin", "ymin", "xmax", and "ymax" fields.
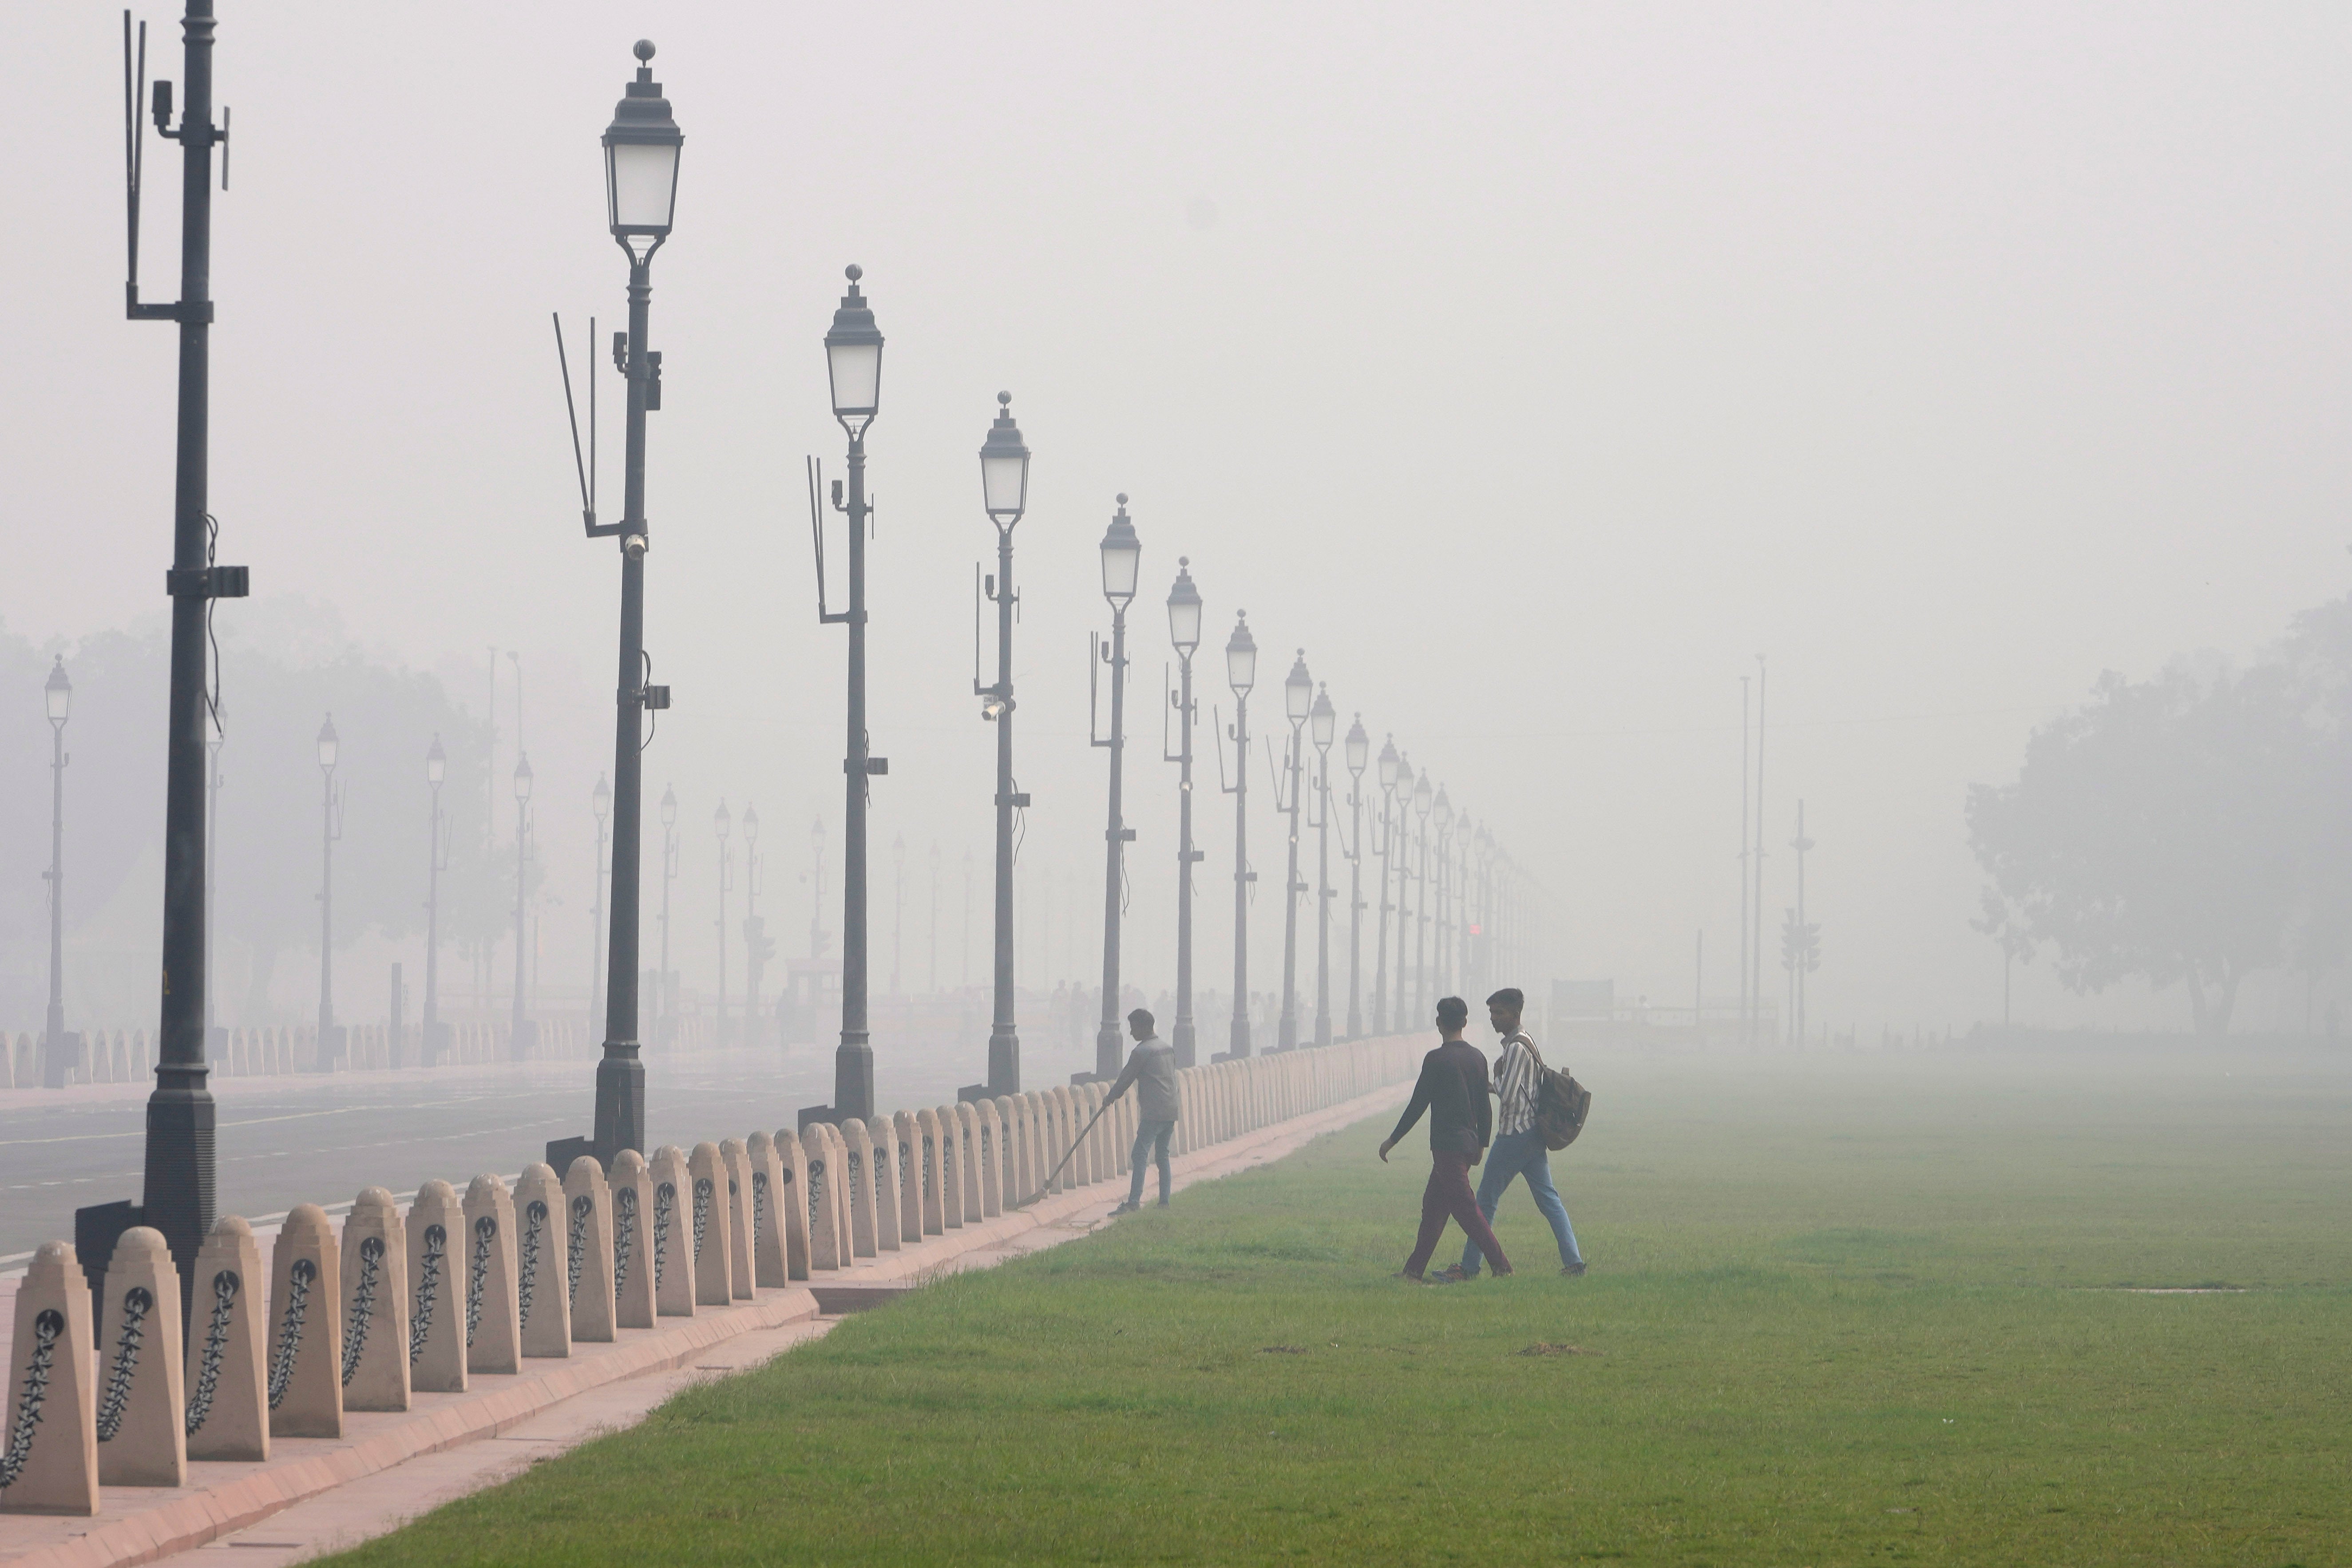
[
  {"xmin": 1437, "ymin": 987, "xmax": 1585, "ymax": 1280},
  {"xmin": 1105, "ymin": 1008, "xmax": 1179, "ymax": 1213},
  {"xmin": 1379, "ymin": 996, "xmax": 1511, "ymax": 1280}
]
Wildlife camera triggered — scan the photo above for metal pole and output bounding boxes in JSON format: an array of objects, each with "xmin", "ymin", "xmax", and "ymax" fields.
[
  {"xmin": 1228, "ymin": 690, "xmax": 1253, "ymax": 1057},
  {"xmin": 511, "ymin": 779, "xmax": 528, "ymax": 1057},
  {"xmin": 987, "ymin": 524, "xmax": 1022, "ymax": 1094},
  {"xmin": 425, "ymin": 780, "xmax": 441, "ymax": 1061},
  {"xmin": 659, "ymin": 815, "xmax": 674, "ymax": 1049},
  {"xmin": 1093, "ymin": 603, "xmax": 1130, "ymax": 1080},
  {"xmin": 591, "ymin": 808, "xmax": 608, "ymax": 1028},
  {"xmin": 1372, "ymin": 780, "xmax": 1392, "ymax": 1037},
  {"xmin": 203, "ymin": 717, "xmax": 218, "ymax": 1051},
  {"xmin": 836, "ymin": 428, "xmax": 875, "ymax": 1122},
  {"xmin": 321, "ymin": 763, "xmax": 337, "ymax": 1066},
  {"xmin": 1415, "ymin": 814, "xmax": 1431, "ymax": 1019},
  {"xmin": 1313, "ymin": 736, "xmax": 1332, "ymax": 1047},
  {"xmin": 1172, "ymin": 653, "xmax": 1197, "ymax": 1067},
  {"xmin": 45, "ymin": 700, "xmax": 67, "ymax": 1082},
  {"xmin": 1345, "ymin": 764, "xmax": 1363, "ymax": 1041},
  {"xmin": 1277, "ymin": 723, "xmax": 1303, "ymax": 1052}
]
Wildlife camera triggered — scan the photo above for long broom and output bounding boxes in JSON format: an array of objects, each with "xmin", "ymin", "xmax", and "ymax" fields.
[{"xmin": 1010, "ymin": 1096, "xmax": 1117, "ymax": 1209}]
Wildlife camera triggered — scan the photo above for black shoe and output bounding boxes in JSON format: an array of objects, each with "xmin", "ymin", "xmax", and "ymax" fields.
[
  {"xmin": 1111, "ymin": 1200, "xmax": 1139, "ymax": 1216},
  {"xmin": 1156, "ymin": 1197, "xmax": 1170, "ymax": 1208},
  {"xmin": 1431, "ymin": 1265, "xmax": 1472, "ymax": 1284},
  {"xmin": 1561, "ymin": 1261, "xmax": 1587, "ymax": 1277}
]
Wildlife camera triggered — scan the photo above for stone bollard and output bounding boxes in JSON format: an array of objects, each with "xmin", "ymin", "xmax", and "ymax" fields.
[
  {"xmin": 800, "ymin": 1128, "xmax": 841, "ymax": 1271},
  {"xmin": 95, "ymin": 1226, "xmax": 185, "ymax": 1486},
  {"xmin": 405, "ymin": 1181, "xmax": 467, "ymax": 1393},
  {"xmin": 916, "ymin": 1109, "xmax": 948, "ymax": 1235},
  {"xmin": 513, "ymin": 1164, "xmax": 572, "ymax": 1358},
  {"xmin": 867, "ymin": 1121, "xmax": 903, "ymax": 1252},
  {"xmin": 267, "ymin": 1204, "xmax": 343, "ymax": 1438},
  {"xmin": 610, "ymin": 1149, "xmax": 657, "ymax": 1329},
  {"xmin": 841, "ymin": 1122, "xmax": 881, "ymax": 1258},
  {"xmin": 936, "ymin": 1106, "xmax": 967, "ymax": 1229},
  {"xmin": 686, "ymin": 1144, "xmax": 735, "ymax": 1307},
  {"xmin": 962, "ymin": 1101, "xmax": 994, "ymax": 1219},
  {"xmin": 1033, "ymin": 1094, "xmax": 1061, "ymax": 1195},
  {"xmin": 769, "ymin": 1129, "xmax": 812, "ymax": 1279},
  {"xmin": 1, "ymin": 1242, "xmax": 98, "ymax": 1515},
  {"xmin": 719, "ymin": 1140, "xmax": 756, "ymax": 1300},
  {"xmin": 824, "ymin": 1124, "xmax": 855, "ymax": 1264},
  {"xmin": 745, "ymin": 1134, "xmax": 790, "ymax": 1288},
  {"xmin": 993, "ymin": 1096, "xmax": 1026, "ymax": 1202},
  {"xmin": 339, "ymin": 1188, "xmax": 411, "ymax": 1411},
  {"xmin": 648, "ymin": 1146, "xmax": 697, "ymax": 1317},
  {"xmin": 562, "ymin": 1157, "xmax": 616, "ymax": 1343},
  {"xmin": 891, "ymin": 1111, "xmax": 923, "ymax": 1241},
  {"xmin": 460, "ymin": 1175, "xmax": 521, "ymax": 1375},
  {"xmin": 184, "ymin": 1216, "xmax": 268, "ymax": 1461}
]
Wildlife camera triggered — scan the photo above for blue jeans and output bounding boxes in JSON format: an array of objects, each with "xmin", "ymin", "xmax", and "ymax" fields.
[
  {"xmin": 1460, "ymin": 1128, "xmax": 1581, "ymax": 1276},
  {"xmin": 1129, "ymin": 1120, "xmax": 1174, "ymax": 1205}
]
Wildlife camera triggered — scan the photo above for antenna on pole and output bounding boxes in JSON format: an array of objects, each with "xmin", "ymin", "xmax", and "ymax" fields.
[
  {"xmin": 122, "ymin": 11, "xmax": 147, "ymax": 310},
  {"xmin": 553, "ymin": 313, "xmax": 618, "ymax": 537}
]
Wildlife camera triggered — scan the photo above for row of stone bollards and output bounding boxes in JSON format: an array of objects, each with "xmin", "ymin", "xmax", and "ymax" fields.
[{"xmin": 0, "ymin": 1034, "xmax": 1415, "ymax": 1516}]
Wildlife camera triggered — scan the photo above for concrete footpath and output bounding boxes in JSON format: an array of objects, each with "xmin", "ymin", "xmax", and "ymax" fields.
[{"xmin": 0, "ymin": 1082, "xmax": 1405, "ymax": 1568}]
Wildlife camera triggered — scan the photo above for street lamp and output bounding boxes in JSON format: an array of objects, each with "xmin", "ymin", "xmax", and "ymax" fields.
[
  {"xmin": 1431, "ymin": 785, "xmax": 1454, "ymax": 998},
  {"xmin": 816, "ymin": 264, "xmax": 886, "ymax": 1128},
  {"xmin": 424, "ymin": 736, "xmax": 447, "ymax": 1066},
  {"xmin": 1343, "ymin": 713, "xmax": 1368, "ymax": 1041},
  {"xmin": 558, "ymin": 40, "xmax": 684, "ymax": 1173},
  {"xmin": 744, "ymin": 804, "xmax": 765, "ymax": 1035},
  {"xmin": 1411, "ymin": 765, "xmax": 1433, "ymax": 1019},
  {"xmin": 967, "ymin": 393, "xmax": 1031, "ymax": 1103},
  {"xmin": 658, "ymin": 784, "xmax": 677, "ymax": 1049},
  {"xmin": 1220, "ymin": 611, "xmax": 1258, "ymax": 1059},
  {"xmin": 42, "ymin": 658, "xmax": 72, "ymax": 1088},
  {"xmin": 1275, "ymin": 651, "xmax": 1312, "ymax": 1051},
  {"xmin": 1089, "ymin": 496, "xmax": 1141, "ymax": 1081},
  {"xmin": 1373, "ymin": 734, "xmax": 1398, "ymax": 1037},
  {"xmin": 714, "ymin": 799, "xmax": 733, "ymax": 1046},
  {"xmin": 511, "ymin": 753, "xmax": 535, "ymax": 1059},
  {"xmin": 1309, "ymin": 685, "xmax": 1337, "ymax": 1048},
  {"xmin": 591, "ymin": 773, "xmax": 612, "ymax": 1028},
  {"xmin": 1164, "ymin": 558, "xmax": 1204, "ymax": 1067},
  {"xmin": 316, "ymin": 716, "xmax": 344, "ymax": 1071}
]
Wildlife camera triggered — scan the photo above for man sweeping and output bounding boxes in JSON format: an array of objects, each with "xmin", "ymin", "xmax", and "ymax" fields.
[
  {"xmin": 1105, "ymin": 1008, "xmax": 1180, "ymax": 1214},
  {"xmin": 1378, "ymin": 996, "xmax": 1511, "ymax": 1280}
]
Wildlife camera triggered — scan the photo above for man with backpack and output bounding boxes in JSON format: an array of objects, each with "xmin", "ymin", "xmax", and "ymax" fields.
[
  {"xmin": 1436, "ymin": 987, "xmax": 1586, "ymax": 1281},
  {"xmin": 1379, "ymin": 996, "xmax": 1513, "ymax": 1281}
]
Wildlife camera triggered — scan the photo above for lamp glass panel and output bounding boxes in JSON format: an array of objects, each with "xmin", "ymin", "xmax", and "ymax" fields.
[
  {"xmin": 1347, "ymin": 727, "xmax": 1370, "ymax": 774},
  {"xmin": 514, "ymin": 760, "xmax": 534, "ymax": 802},
  {"xmin": 1168, "ymin": 594, "xmax": 1201, "ymax": 653},
  {"xmin": 608, "ymin": 141, "xmax": 679, "ymax": 231},
  {"xmin": 982, "ymin": 452, "xmax": 1028, "ymax": 518},
  {"xmin": 1226, "ymin": 638, "xmax": 1256, "ymax": 693},
  {"xmin": 1311, "ymin": 697, "xmax": 1336, "ymax": 749},
  {"xmin": 1101, "ymin": 538, "xmax": 1141, "ymax": 603},
  {"xmin": 317, "ymin": 732, "xmax": 338, "ymax": 769},
  {"xmin": 426, "ymin": 749, "xmax": 446, "ymax": 786},
  {"xmin": 1286, "ymin": 667, "xmax": 1313, "ymax": 723},
  {"xmin": 828, "ymin": 341, "xmax": 882, "ymax": 418}
]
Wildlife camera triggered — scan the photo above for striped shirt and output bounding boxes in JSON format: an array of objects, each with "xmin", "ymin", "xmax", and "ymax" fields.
[{"xmin": 1493, "ymin": 1034, "xmax": 1541, "ymax": 1137}]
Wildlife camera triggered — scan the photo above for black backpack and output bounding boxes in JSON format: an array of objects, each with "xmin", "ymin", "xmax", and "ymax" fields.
[{"xmin": 1524, "ymin": 1039, "xmax": 1592, "ymax": 1150}]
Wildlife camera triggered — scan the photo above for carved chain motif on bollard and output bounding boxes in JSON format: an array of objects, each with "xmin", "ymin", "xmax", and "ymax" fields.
[
  {"xmin": 751, "ymin": 1171, "xmax": 768, "ymax": 1253},
  {"xmin": 465, "ymin": 1217, "xmax": 495, "ymax": 1349},
  {"xmin": 0, "ymin": 1310, "xmax": 63, "ymax": 1489},
  {"xmin": 613, "ymin": 1188, "xmax": 639, "ymax": 1304},
  {"xmin": 409, "ymin": 1226, "xmax": 445, "ymax": 1366},
  {"xmin": 185, "ymin": 1271, "xmax": 239, "ymax": 1436},
  {"xmin": 267, "ymin": 1259, "xmax": 316, "ymax": 1410},
  {"xmin": 651, "ymin": 1183, "xmax": 676, "ymax": 1292},
  {"xmin": 94, "ymin": 1287, "xmax": 153, "ymax": 1443},
  {"xmin": 807, "ymin": 1158, "xmax": 826, "ymax": 1231},
  {"xmin": 691, "ymin": 1178, "xmax": 713, "ymax": 1261},
  {"xmin": 568, "ymin": 1196, "xmax": 591, "ymax": 1308},
  {"xmin": 517, "ymin": 1202, "xmax": 546, "ymax": 1329},
  {"xmin": 339, "ymin": 1240, "xmax": 383, "ymax": 1388}
]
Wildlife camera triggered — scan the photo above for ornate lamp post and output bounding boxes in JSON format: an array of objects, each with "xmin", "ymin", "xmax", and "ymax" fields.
[
  {"xmin": 42, "ymin": 659, "xmax": 72, "ymax": 1087},
  {"xmin": 1343, "ymin": 714, "xmax": 1368, "ymax": 1041},
  {"xmin": 554, "ymin": 39, "xmax": 683, "ymax": 1171},
  {"xmin": 744, "ymin": 804, "xmax": 764, "ymax": 1030},
  {"xmin": 1090, "ymin": 497, "xmax": 1142, "ymax": 1081},
  {"xmin": 1164, "ymin": 558, "xmax": 1204, "ymax": 1067},
  {"xmin": 317, "ymin": 717, "xmax": 344, "ymax": 1070},
  {"xmin": 1373, "ymin": 735, "xmax": 1398, "ymax": 1037},
  {"xmin": 591, "ymin": 773, "xmax": 611, "ymax": 1026},
  {"xmin": 1411, "ymin": 769, "xmax": 1433, "ymax": 1018},
  {"xmin": 424, "ymin": 737, "xmax": 447, "ymax": 1065},
  {"xmin": 968, "ymin": 393, "xmax": 1030, "ymax": 1100},
  {"xmin": 1310, "ymin": 685, "xmax": 1336, "ymax": 1048},
  {"xmin": 511, "ymin": 753, "xmax": 534, "ymax": 1058},
  {"xmin": 1220, "ymin": 612, "xmax": 1258, "ymax": 1059},
  {"xmin": 819, "ymin": 264, "xmax": 885, "ymax": 1125},
  {"xmin": 1275, "ymin": 651, "xmax": 1312, "ymax": 1051},
  {"xmin": 714, "ymin": 799, "xmax": 732, "ymax": 1044}
]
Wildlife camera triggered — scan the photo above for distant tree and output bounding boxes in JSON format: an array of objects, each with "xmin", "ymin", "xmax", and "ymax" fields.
[{"xmin": 1966, "ymin": 661, "xmax": 2324, "ymax": 1035}]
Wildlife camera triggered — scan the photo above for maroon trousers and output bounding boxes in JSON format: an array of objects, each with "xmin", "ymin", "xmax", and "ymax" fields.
[{"xmin": 1404, "ymin": 1150, "xmax": 1510, "ymax": 1278}]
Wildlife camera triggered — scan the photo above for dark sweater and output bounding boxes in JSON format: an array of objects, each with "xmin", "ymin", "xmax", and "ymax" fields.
[{"xmin": 1388, "ymin": 1038, "xmax": 1493, "ymax": 1157}]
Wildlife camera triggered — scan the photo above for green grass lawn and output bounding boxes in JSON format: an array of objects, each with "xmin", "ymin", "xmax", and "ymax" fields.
[{"xmin": 326, "ymin": 1048, "xmax": 2352, "ymax": 1567}]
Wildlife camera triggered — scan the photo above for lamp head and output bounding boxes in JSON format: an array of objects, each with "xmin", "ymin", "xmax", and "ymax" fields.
[
  {"xmin": 1345, "ymin": 714, "xmax": 1369, "ymax": 776},
  {"xmin": 1284, "ymin": 650, "xmax": 1313, "ymax": 725},
  {"xmin": 602, "ymin": 40, "xmax": 683, "ymax": 262},
  {"xmin": 1310, "ymin": 684, "xmax": 1336, "ymax": 750},
  {"xmin": 44, "ymin": 656, "xmax": 70, "ymax": 725},
  {"xmin": 426, "ymin": 734, "xmax": 446, "ymax": 787},
  {"xmin": 1377, "ymin": 734, "xmax": 1399, "ymax": 788},
  {"xmin": 513, "ymin": 753, "xmax": 534, "ymax": 803},
  {"xmin": 978, "ymin": 391, "xmax": 1030, "ymax": 526},
  {"xmin": 714, "ymin": 799, "xmax": 731, "ymax": 840},
  {"xmin": 1414, "ymin": 774, "xmax": 1433, "ymax": 817},
  {"xmin": 1099, "ymin": 495, "xmax": 1141, "ymax": 609},
  {"xmin": 660, "ymin": 783, "xmax": 677, "ymax": 827},
  {"xmin": 1224, "ymin": 610, "xmax": 1257, "ymax": 696},
  {"xmin": 743, "ymin": 803, "xmax": 760, "ymax": 845},
  {"xmin": 824, "ymin": 264, "xmax": 884, "ymax": 432},
  {"xmin": 1165, "ymin": 557, "xmax": 1202, "ymax": 656},
  {"xmin": 593, "ymin": 772, "xmax": 612, "ymax": 822},
  {"xmin": 316, "ymin": 714, "xmax": 339, "ymax": 772}
]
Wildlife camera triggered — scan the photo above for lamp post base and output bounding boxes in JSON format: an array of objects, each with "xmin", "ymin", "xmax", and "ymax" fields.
[
  {"xmin": 984, "ymin": 1026, "xmax": 1021, "ymax": 1098},
  {"xmin": 1171, "ymin": 1018, "xmax": 1195, "ymax": 1069},
  {"xmin": 547, "ymin": 1044, "xmax": 644, "ymax": 1173},
  {"xmin": 834, "ymin": 1038, "xmax": 874, "ymax": 1125}
]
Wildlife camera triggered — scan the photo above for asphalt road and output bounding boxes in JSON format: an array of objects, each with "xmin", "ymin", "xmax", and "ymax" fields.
[{"xmin": 0, "ymin": 1040, "xmax": 1059, "ymax": 1263}]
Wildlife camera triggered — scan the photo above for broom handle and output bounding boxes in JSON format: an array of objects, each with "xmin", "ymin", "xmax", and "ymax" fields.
[{"xmin": 1032, "ymin": 1097, "xmax": 1113, "ymax": 1197}]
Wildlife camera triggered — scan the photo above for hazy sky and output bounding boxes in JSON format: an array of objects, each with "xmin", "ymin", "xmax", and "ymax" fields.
[{"xmin": 9, "ymin": 2, "xmax": 2351, "ymax": 1037}]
